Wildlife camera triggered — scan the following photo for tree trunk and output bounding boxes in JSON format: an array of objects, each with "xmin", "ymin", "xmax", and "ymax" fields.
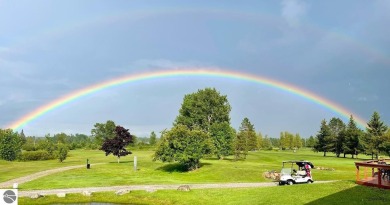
[
  {"xmin": 343, "ymin": 153, "xmax": 346, "ymax": 158},
  {"xmin": 323, "ymin": 151, "xmax": 326, "ymax": 157},
  {"xmin": 117, "ymin": 156, "xmax": 120, "ymax": 163}
]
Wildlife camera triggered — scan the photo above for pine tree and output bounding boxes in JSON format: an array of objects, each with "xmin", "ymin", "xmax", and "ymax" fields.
[
  {"xmin": 343, "ymin": 115, "xmax": 363, "ymax": 158},
  {"xmin": 364, "ymin": 111, "xmax": 388, "ymax": 159},
  {"xmin": 234, "ymin": 118, "xmax": 257, "ymax": 159},
  {"xmin": 328, "ymin": 118, "xmax": 346, "ymax": 157},
  {"xmin": 314, "ymin": 119, "xmax": 332, "ymax": 156}
]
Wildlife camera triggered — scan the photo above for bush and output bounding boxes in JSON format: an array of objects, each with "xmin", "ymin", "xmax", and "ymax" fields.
[
  {"xmin": 22, "ymin": 143, "xmax": 37, "ymax": 151},
  {"xmin": 19, "ymin": 150, "xmax": 55, "ymax": 161},
  {"xmin": 57, "ymin": 144, "xmax": 68, "ymax": 162}
]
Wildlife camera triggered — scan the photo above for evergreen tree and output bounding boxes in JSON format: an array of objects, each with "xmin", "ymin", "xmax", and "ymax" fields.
[
  {"xmin": 234, "ymin": 118, "xmax": 256, "ymax": 159},
  {"xmin": 306, "ymin": 136, "xmax": 316, "ymax": 148},
  {"xmin": 328, "ymin": 117, "xmax": 346, "ymax": 157},
  {"xmin": 343, "ymin": 115, "xmax": 363, "ymax": 158},
  {"xmin": 364, "ymin": 111, "xmax": 388, "ymax": 159},
  {"xmin": 314, "ymin": 119, "xmax": 332, "ymax": 156}
]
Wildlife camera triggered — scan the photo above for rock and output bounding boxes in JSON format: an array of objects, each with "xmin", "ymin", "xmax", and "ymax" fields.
[
  {"xmin": 82, "ymin": 191, "xmax": 92, "ymax": 196},
  {"xmin": 56, "ymin": 193, "xmax": 66, "ymax": 198},
  {"xmin": 177, "ymin": 185, "xmax": 191, "ymax": 191},
  {"xmin": 115, "ymin": 189, "xmax": 131, "ymax": 195},
  {"xmin": 30, "ymin": 193, "xmax": 44, "ymax": 199},
  {"xmin": 145, "ymin": 188, "xmax": 156, "ymax": 193}
]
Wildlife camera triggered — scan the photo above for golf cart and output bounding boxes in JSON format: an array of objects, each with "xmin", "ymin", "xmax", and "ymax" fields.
[{"xmin": 279, "ymin": 160, "xmax": 314, "ymax": 185}]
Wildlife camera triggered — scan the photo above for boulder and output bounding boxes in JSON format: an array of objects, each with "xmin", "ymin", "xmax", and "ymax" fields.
[
  {"xmin": 177, "ymin": 185, "xmax": 191, "ymax": 191},
  {"xmin": 30, "ymin": 193, "xmax": 44, "ymax": 199},
  {"xmin": 56, "ymin": 193, "xmax": 66, "ymax": 198},
  {"xmin": 115, "ymin": 189, "xmax": 131, "ymax": 195}
]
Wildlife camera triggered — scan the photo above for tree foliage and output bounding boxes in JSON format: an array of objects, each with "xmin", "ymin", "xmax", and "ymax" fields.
[
  {"xmin": 0, "ymin": 129, "xmax": 22, "ymax": 161},
  {"xmin": 234, "ymin": 118, "xmax": 257, "ymax": 159},
  {"xmin": 343, "ymin": 115, "xmax": 363, "ymax": 158},
  {"xmin": 57, "ymin": 143, "xmax": 68, "ymax": 162},
  {"xmin": 100, "ymin": 126, "xmax": 134, "ymax": 163},
  {"xmin": 149, "ymin": 131, "xmax": 157, "ymax": 146},
  {"xmin": 154, "ymin": 125, "xmax": 212, "ymax": 170},
  {"xmin": 314, "ymin": 119, "xmax": 332, "ymax": 156},
  {"xmin": 209, "ymin": 122, "xmax": 235, "ymax": 159},
  {"xmin": 91, "ymin": 120, "xmax": 117, "ymax": 146},
  {"xmin": 364, "ymin": 111, "xmax": 388, "ymax": 159},
  {"xmin": 328, "ymin": 117, "xmax": 346, "ymax": 157},
  {"xmin": 174, "ymin": 88, "xmax": 231, "ymax": 132}
]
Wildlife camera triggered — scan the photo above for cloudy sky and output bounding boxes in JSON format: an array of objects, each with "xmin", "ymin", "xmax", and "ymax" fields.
[{"xmin": 1, "ymin": 0, "xmax": 389, "ymax": 138}]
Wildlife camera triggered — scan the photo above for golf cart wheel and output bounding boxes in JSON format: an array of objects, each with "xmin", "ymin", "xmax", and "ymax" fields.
[
  {"xmin": 307, "ymin": 180, "xmax": 313, "ymax": 184},
  {"xmin": 287, "ymin": 180, "xmax": 294, "ymax": 185}
]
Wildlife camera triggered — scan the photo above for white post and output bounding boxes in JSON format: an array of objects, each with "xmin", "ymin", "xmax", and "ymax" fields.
[{"xmin": 134, "ymin": 156, "xmax": 137, "ymax": 171}]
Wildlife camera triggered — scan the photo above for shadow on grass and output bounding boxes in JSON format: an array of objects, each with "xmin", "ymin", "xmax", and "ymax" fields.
[
  {"xmin": 305, "ymin": 184, "xmax": 390, "ymax": 205},
  {"xmin": 156, "ymin": 162, "xmax": 212, "ymax": 173}
]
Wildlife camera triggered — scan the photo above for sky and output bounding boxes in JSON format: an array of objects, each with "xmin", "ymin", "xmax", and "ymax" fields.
[{"xmin": 1, "ymin": 0, "xmax": 389, "ymax": 138}]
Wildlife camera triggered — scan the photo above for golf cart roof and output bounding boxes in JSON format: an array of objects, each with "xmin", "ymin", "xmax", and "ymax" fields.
[{"xmin": 282, "ymin": 160, "xmax": 315, "ymax": 168}]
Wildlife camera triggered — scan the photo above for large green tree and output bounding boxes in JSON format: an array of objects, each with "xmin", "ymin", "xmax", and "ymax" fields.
[
  {"xmin": 0, "ymin": 129, "xmax": 22, "ymax": 161},
  {"xmin": 154, "ymin": 125, "xmax": 212, "ymax": 170},
  {"xmin": 174, "ymin": 88, "xmax": 231, "ymax": 132},
  {"xmin": 91, "ymin": 120, "xmax": 117, "ymax": 146},
  {"xmin": 364, "ymin": 111, "xmax": 388, "ymax": 159}
]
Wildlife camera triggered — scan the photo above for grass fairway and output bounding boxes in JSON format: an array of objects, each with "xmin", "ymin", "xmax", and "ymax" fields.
[
  {"xmin": 3, "ymin": 148, "xmax": 389, "ymax": 204},
  {"xmin": 19, "ymin": 181, "xmax": 390, "ymax": 205},
  {"xmin": 16, "ymin": 148, "xmax": 370, "ymax": 190}
]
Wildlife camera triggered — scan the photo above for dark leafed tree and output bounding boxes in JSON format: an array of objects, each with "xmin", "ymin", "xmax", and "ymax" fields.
[
  {"xmin": 314, "ymin": 119, "xmax": 332, "ymax": 156},
  {"xmin": 153, "ymin": 125, "xmax": 212, "ymax": 171},
  {"xmin": 174, "ymin": 88, "xmax": 231, "ymax": 132},
  {"xmin": 328, "ymin": 117, "xmax": 346, "ymax": 157},
  {"xmin": 209, "ymin": 122, "xmax": 235, "ymax": 159},
  {"xmin": 91, "ymin": 120, "xmax": 117, "ymax": 146},
  {"xmin": 100, "ymin": 126, "xmax": 134, "ymax": 163},
  {"xmin": 364, "ymin": 111, "xmax": 388, "ymax": 159},
  {"xmin": 149, "ymin": 131, "xmax": 157, "ymax": 146},
  {"xmin": 343, "ymin": 115, "xmax": 363, "ymax": 158}
]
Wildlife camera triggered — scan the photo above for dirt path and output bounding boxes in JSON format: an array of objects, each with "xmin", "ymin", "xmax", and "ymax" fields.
[
  {"xmin": 18, "ymin": 181, "xmax": 338, "ymax": 197},
  {"xmin": 0, "ymin": 163, "xmax": 104, "ymax": 188}
]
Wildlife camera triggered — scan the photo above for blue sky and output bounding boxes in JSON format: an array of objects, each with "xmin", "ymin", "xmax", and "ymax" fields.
[{"xmin": 1, "ymin": 0, "xmax": 389, "ymax": 138}]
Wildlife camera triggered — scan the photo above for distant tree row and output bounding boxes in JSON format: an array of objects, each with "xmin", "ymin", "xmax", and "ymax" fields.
[{"xmin": 313, "ymin": 112, "xmax": 389, "ymax": 159}]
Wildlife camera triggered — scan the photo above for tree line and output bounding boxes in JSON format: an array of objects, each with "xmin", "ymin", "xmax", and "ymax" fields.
[{"xmin": 313, "ymin": 112, "xmax": 389, "ymax": 159}]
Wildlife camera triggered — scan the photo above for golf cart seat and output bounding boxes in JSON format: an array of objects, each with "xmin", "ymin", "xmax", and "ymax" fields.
[{"xmin": 296, "ymin": 170, "xmax": 306, "ymax": 176}]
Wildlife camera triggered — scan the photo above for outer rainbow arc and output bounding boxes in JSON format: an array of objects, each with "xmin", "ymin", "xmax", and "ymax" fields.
[{"xmin": 7, "ymin": 68, "xmax": 367, "ymax": 130}]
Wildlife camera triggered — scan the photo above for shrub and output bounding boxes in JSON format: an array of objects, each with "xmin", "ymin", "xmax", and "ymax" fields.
[
  {"xmin": 19, "ymin": 150, "xmax": 55, "ymax": 161},
  {"xmin": 57, "ymin": 144, "xmax": 68, "ymax": 162}
]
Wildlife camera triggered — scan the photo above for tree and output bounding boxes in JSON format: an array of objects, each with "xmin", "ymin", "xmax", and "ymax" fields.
[
  {"xmin": 149, "ymin": 131, "xmax": 157, "ymax": 146},
  {"xmin": 294, "ymin": 134, "xmax": 302, "ymax": 150},
  {"xmin": 209, "ymin": 122, "xmax": 235, "ymax": 159},
  {"xmin": 262, "ymin": 136, "xmax": 273, "ymax": 150},
  {"xmin": 100, "ymin": 126, "xmax": 134, "ymax": 163},
  {"xmin": 328, "ymin": 117, "xmax": 346, "ymax": 157},
  {"xmin": 364, "ymin": 111, "xmax": 388, "ymax": 159},
  {"xmin": 343, "ymin": 115, "xmax": 363, "ymax": 158},
  {"xmin": 314, "ymin": 119, "xmax": 332, "ymax": 156},
  {"xmin": 306, "ymin": 136, "xmax": 316, "ymax": 148},
  {"xmin": 57, "ymin": 143, "xmax": 68, "ymax": 162},
  {"xmin": 234, "ymin": 118, "xmax": 257, "ymax": 159},
  {"xmin": 257, "ymin": 132, "xmax": 263, "ymax": 150},
  {"xmin": 174, "ymin": 88, "xmax": 231, "ymax": 132},
  {"xmin": 91, "ymin": 120, "xmax": 117, "ymax": 146},
  {"xmin": 0, "ymin": 129, "xmax": 22, "ymax": 161},
  {"xmin": 154, "ymin": 125, "xmax": 212, "ymax": 170}
]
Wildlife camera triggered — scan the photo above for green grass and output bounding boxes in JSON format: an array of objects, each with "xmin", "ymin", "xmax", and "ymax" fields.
[
  {"xmin": 19, "ymin": 181, "xmax": 390, "ymax": 205},
  {"xmin": 2, "ymin": 148, "xmax": 374, "ymax": 190},
  {"xmin": 3, "ymin": 148, "xmax": 388, "ymax": 204}
]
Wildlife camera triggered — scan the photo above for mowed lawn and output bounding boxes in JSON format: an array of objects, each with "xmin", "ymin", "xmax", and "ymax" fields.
[{"xmin": 0, "ymin": 148, "xmax": 374, "ymax": 190}]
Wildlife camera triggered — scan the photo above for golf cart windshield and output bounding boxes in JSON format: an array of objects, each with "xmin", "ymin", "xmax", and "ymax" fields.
[{"xmin": 281, "ymin": 168, "xmax": 292, "ymax": 175}]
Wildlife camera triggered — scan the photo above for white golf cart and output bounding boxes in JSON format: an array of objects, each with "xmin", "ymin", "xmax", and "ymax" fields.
[{"xmin": 279, "ymin": 160, "xmax": 314, "ymax": 185}]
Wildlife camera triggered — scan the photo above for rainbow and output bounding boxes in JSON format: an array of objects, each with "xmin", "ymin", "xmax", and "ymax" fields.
[{"xmin": 7, "ymin": 68, "xmax": 367, "ymax": 130}]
